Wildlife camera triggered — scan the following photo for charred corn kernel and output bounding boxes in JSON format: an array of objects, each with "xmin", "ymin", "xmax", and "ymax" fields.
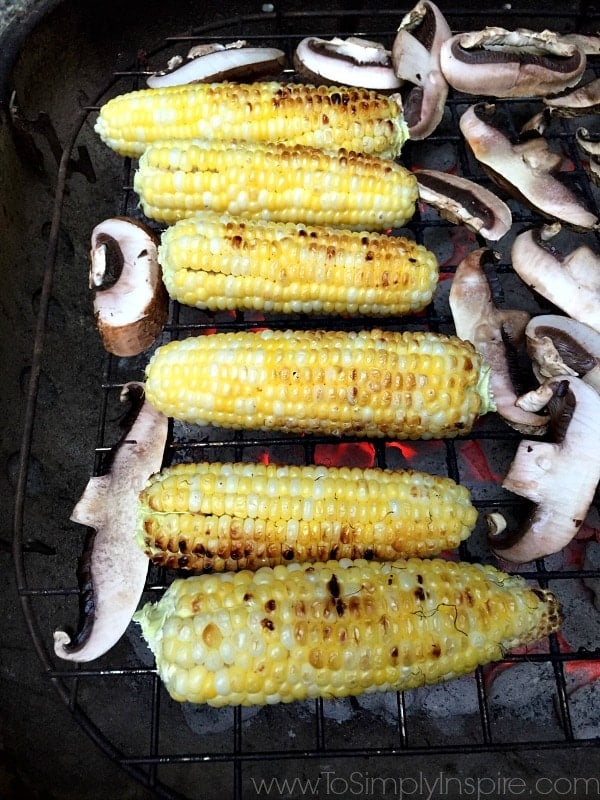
[
  {"xmin": 133, "ymin": 140, "xmax": 418, "ymax": 229},
  {"xmin": 95, "ymin": 81, "xmax": 408, "ymax": 159},
  {"xmin": 134, "ymin": 558, "xmax": 562, "ymax": 706},
  {"xmin": 144, "ymin": 329, "xmax": 494, "ymax": 440},
  {"xmin": 136, "ymin": 461, "xmax": 478, "ymax": 570},
  {"xmin": 159, "ymin": 212, "xmax": 438, "ymax": 316}
]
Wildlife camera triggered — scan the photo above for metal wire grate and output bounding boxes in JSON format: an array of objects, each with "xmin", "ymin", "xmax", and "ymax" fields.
[{"xmin": 13, "ymin": 3, "xmax": 600, "ymax": 799}]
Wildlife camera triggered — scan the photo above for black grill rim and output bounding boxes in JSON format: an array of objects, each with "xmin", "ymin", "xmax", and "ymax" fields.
[{"xmin": 12, "ymin": 4, "xmax": 600, "ymax": 799}]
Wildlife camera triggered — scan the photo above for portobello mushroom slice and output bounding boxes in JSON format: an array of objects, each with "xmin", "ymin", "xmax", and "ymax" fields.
[
  {"xmin": 526, "ymin": 314, "xmax": 600, "ymax": 392},
  {"xmin": 90, "ymin": 217, "xmax": 168, "ymax": 357},
  {"xmin": 147, "ymin": 42, "xmax": 286, "ymax": 87},
  {"xmin": 449, "ymin": 248, "xmax": 547, "ymax": 434},
  {"xmin": 293, "ymin": 36, "xmax": 401, "ymax": 90},
  {"xmin": 543, "ymin": 77, "xmax": 600, "ymax": 116},
  {"xmin": 512, "ymin": 224, "xmax": 600, "ymax": 333},
  {"xmin": 415, "ymin": 169, "xmax": 512, "ymax": 240},
  {"xmin": 460, "ymin": 103, "xmax": 599, "ymax": 230},
  {"xmin": 391, "ymin": 1, "xmax": 452, "ymax": 139},
  {"xmin": 489, "ymin": 376, "xmax": 600, "ymax": 563},
  {"xmin": 54, "ymin": 383, "xmax": 169, "ymax": 661},
  {"xmin": 440, "ymin": 27, "xmax": 586, "ymax": 97}
]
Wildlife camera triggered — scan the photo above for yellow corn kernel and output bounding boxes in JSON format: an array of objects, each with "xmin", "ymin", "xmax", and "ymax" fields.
[
  {"xmin": 136, "ymin": 461, "xmax": 478, "ymax": 570},
  {"xmin": 144, "ymin": 329, "xmax": 494, "ymax": 440},
  {"xmin": 133, "ymin": 558, "xmax": 562, "ymax": 706},
  {"xmin": 95, "ymin": 81, "xmax": 408, "ymax": 159},
  {"xmin": 133, "ymin": 140, "xmax": 418, "ymax": 229},
  {"xmin": 158, "ymin": 212, "xmax": 438, "ymax": 316}
]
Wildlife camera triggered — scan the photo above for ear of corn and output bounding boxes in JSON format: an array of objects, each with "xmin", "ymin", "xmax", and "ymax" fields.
[
  {"xmin": 133, "ymin": 557, "xmax": 562, "ymax": 706},
  {"xmin": 95, "ymin": 81, "xmax": 409, "ymax": 159},
  {"xmin": 133, "ymin": 140, "xmax": 418, "ymax": 230},
  {"xmin": 144, "ymin": 329, "xmax": 494, "ymax": 440},
  {"xmin": 136, "ymin": 461, "xmax": 478, "ymax": 570},
  {"xmin": 158, "ymin": 212, "xmax": 438, "ymax": 316}
]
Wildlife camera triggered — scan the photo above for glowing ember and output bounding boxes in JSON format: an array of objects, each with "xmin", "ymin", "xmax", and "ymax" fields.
[
  {"xmin": 440, "ymin": 226, "xmax": 477, "ymax": 268},
  {"xmin": 458, "ymin": 440, "xmax": 503, "ymax": 483},
  {"xmin": 386, "ymin": 441, "xmax": 419, "ymax": 460},
  {"xmin": 314, "ymin": 442, "xmax": 375, "ymax": 469}
]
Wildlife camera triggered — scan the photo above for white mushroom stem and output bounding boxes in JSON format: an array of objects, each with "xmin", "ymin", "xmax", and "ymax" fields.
[
  {"xmin": 449, "ymin": 248, "xmax": 548, "ymax": 435},
  {"xmin": 54, "ymin": 384, "xmax": 169, "ymax": 661},
  {"xmin": 511, "ymin": 225, "xmax": 600, "ymax": 334},
  {"xmin": 491, "ymin": 376, "xmax": 600, "ymax": 563}
]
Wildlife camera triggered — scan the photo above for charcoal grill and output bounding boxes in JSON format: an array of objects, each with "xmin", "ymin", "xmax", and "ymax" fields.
[{"xmin": 6, "ymin": 1, "xmax": 600, "ymax": 798}]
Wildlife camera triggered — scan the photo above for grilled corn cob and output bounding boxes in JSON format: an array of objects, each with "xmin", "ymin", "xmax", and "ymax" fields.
[
  {"xmin": 133, "ymin": 140, "xmax": 418, "ymax": 229},
  {"xmin": 137, "ymin": 461, "xmax": 478, "ymax": 570},
  {"xmin": 159, "ymin": 212, "xmax": 438, "ymax": 316},
  {"xmin": 144, "ymin": 329, "xmax": 494, "ymax": 439},
  {"xmin": 134, "ymin": 558, "xmax": 562, "ymax": 706},
  {"xmin": 95, "ymin": 81, "xmax": 409, "ymax": 159}
]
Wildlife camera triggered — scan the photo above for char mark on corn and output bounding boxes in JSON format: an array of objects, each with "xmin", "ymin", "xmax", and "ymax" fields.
[
  {"xmin": 133, "ymin": 140, "xmax": 418, "ymax": 230},
  {"xmin": 133, "ymin": 557, "xmax": 562, "ymax": 706},
  {"xmin": 137, "ymin": 461, "xmax": 478, "ymax": 570},
  {"xmin": 158, "ymin": 212, "xmax": 438, "ymax": 316},
  {"xmin": 94, "ymin": 81, "xmax": 409, "ymax": 159},
  {"xmin": 144, "ymin": 328, "xmax": 493, "ymax": 440}
]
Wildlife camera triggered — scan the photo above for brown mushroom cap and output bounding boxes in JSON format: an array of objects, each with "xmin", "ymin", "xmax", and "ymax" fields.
[
  {"xmin": 440, "ymin": 27, "xmax": 586, "ymax": 98},
  {"xmin": 449, "ymin": 248, "xmax": 548, "ymax": 435},
  {"xmin": 54, "ymin": 383, "xmax": 169, "ymax": 661},
  {"xmin": 90, "ymin": 217, "xmax": 168, "ymax": 357},
  {"xmin": 415, "ymin": 169, "xmax": 512, "ymax": 240},
  {"xmin": 460, "ymin": 103, "xmax": 599, "ymax": 230},
  {"xmin": 511, "ymin": 225, "xmax": 600, "ymax": 334},
  {"xmin": 489, "ymin": 376, "xmax": 600, "ymax": 563},
  {"xmin": 293, "ymin": 36, "xmax": 401, "ymax": 90}
]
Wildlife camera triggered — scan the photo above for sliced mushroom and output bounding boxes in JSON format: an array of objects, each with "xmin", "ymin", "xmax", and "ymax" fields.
[
  {"xmin": 54, "ymin": 383, "xmax": 169, "ymax": 661},
  {"xmin": 576, "ymin": 127, "xmax": 600, "ymax": 187},
  {"xmin": 293, "ymin": 36, "xmax": 401, "ymax": 90},
  {"xmin": 489, "ymin": 376, "xmax": 600, "ymax": 562},
  {"xmin": 525, "ymin": 314, "xmax": 600, "ymax": 392},
  {"xmin": 559, "ymin": 33, "xmax": 600, "ymax": 57},
  {"xmin": 90, "ymin": 217, "xmax": 168, "ymax": 357},
  {"xmin": 415, "ymin": 169, "xmax": 512, "ymax": 240},
  {"xmin": 391, "ymin": 1, "xmax": 452, "ymax": 139},
  {"xmin": 440, "ymin": 27, "xmax": 586, "ymax": 97},
  {"xmin": 449, "ymin": 248, "xmax": 548, "ymax": 435},
  {"xmin": 512, "ymin": 224, "xmax": 600, "ymax": 333},
  {"xmin": 543, "ymin": 76, "xmax": 600, "ymax": 116},
  {"xmin": 460, "ymin": 104, "xmax": 599, "ymax": 230},
  {"xmin": 147, "ymin": 42, "xmax": 286, "ymax": 87}
]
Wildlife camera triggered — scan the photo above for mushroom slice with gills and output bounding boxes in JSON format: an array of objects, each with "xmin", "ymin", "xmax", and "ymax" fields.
[
  {"xmin": 415, "ymin": 169, "xmax": 512, "ymax": 241},
  {"xmin": 559, "ymin": 33, "xmax": 600, "ymax": 57},
  {"xmin": 575, "ymin": 127, "xmax": 600, "ymax": 187},
  {"xmin": 488, "ymin": 376, "xmax": 600, "ymax": 563},
  {"xmin": 53, "ymin": 383, "xmax": 169, "ymax": 662},
  {"xmin": 525, "ymin": 314, "xmax": 600, "ymax": 393},
  {"xmin": 391, "ymin": 0, "xmax": 452, "ymax": 139},
  {"xmin": 439, "ymin": 27, "xmax": 586, "ymax": 98},
  {"xmin": 293, "ymin": 36, "xmax": 401, "ymax": 90},
  {"xmin": 89, "ymin": 217, "xmax": 168, "ymax": 357},
  {"xmin": 449, "ymin": 248, "xmax": 548, "ymax": 435},
  {"xmin": 511, "ymin": 224, "xmax": 600, "ymax": 334},
  {"xmin": 543, "ymin": 77, "xmax": 600, "ymax": 116},
  {"xmin": 147, "ymin": 41, "xmax": 286, "ymax": 87},
  {"xmin": 460, "ymin": 103, "xmax": 599, "ymax": 231}
]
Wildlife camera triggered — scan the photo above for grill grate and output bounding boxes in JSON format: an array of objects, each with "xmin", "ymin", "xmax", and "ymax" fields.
[{"xmin": 13, "ymin": 3, "xmax": 600, "ymax": 799}]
